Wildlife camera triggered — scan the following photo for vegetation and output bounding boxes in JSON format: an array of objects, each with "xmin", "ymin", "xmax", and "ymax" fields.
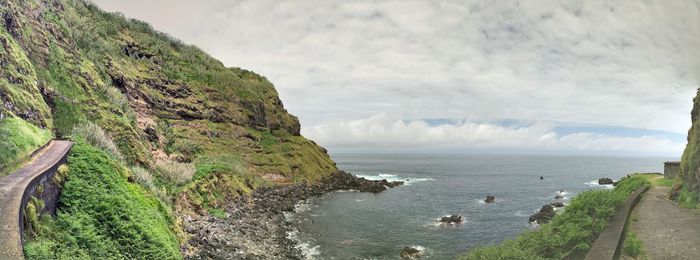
[
  {"xmin": 461, "ymin": 175, "xmax": 650, "ymax": 260},
  {"xmin": 0, "ymin": 117, "xmax": 52, "ymax": 176},
  {"xmin": 23, "ymin": 141, "xmax": 181, "ymax": 259},
  {"xmin": 3, "ymin": 0, "xmax": 338, "ymax": 258},
  {"xmin": 623, "ymin": 231, "xmax": 644, "ymax": 258}
]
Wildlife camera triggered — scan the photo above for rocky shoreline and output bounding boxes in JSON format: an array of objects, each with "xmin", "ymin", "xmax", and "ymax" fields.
[{"xmin": 182, "ymin": 171, "xmax": 403, "ymax": 259}]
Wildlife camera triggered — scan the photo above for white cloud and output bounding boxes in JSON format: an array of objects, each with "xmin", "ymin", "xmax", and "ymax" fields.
[
  {"xmin": 303, "ymin": 114, "xmax": 684, "ymax": 155},
  {"xmin": 91, "ymin": 0, "xmax": 700, "ymax": 154}
]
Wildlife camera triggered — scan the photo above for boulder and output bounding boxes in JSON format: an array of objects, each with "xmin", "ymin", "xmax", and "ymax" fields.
[
  {"xmin": 484, "ymin": 195, "xmax": 495, "ymax": 203},
  {"xmin": 529, "ymin": 205, "xmax": 556, "ymax": 224},
  {"xmin": 440, "ymin": 215, "xmax": 463, "ymax": 224},
  {"xmin": 554, "ymin": 195, "xmax": 563, "ymax": 200},
  {"xmin": 400, "ymin": 246, "xmax": 421, "ymax": 259},
  {"xmin": 598, "ymin": 178, "xmax": 614, "ymax": 185}
]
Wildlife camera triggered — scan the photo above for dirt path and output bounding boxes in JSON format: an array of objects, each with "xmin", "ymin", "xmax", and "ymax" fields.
[
  {"xmin": 629, "ymin": 185, "xmax": 700, "ymax": 259},
  {"xmin": 0, "ymin": 140, "xmax": 72, "ymax": 259}
]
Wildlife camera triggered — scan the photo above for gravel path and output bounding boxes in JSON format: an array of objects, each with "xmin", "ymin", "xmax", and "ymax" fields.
[{"xmin": 629, "ymin": 184, "xmax": 700, "ymax": 259}]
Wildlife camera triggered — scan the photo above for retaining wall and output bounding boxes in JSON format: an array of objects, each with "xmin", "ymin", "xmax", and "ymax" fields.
[
  {"xmin": 0, "ymin": 140, "xmax": 73, "ymax": 259},
  {"xmin": 584, "ymin": 185, "xmax": 649, "ymax": 260}
]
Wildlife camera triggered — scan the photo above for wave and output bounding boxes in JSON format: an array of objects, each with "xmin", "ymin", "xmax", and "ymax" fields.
[
  {"xmin": 355, "ymin": 173, "xmax": 434, "ymax": 185},
  {"xmin": 286, "ymin": 229, "xmax": 321, "ymax": 260},
  {"xmin": 585, "ymin": 180, "xmax": 615, "ymax": 189}
]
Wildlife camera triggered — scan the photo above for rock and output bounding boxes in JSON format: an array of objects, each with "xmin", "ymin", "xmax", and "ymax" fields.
[
  {"xmin": 554, "ymin": 195, "xmax": 563, "ymax": 200},
  {"xmin": 529, "ymin": 205, "xmax": 556, "ymax": 224},
  {"xmin": 440, "ymin": 215, "xmax": 463, "ymax": 224},
  {"xmin": 550, "ymin": 202, "xmax": 565, "ymax": 208},
  {"xmin": 598, "ymin": 178, "xmax": 614, "ymax": 185},
  {"xmin": 612, "ymin": 181, "xmax": 619, "ymax": 186},
  {"xmin": 400, "ymin": 246, "xmax": 422, "ymax": 259},
  {"xmin": 484, "ymin": 195, "xmax": 495, "ymax": 203}
]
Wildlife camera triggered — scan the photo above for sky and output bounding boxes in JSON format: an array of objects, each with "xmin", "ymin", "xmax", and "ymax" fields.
[{"xmin": 91, "ymin": 0, "xmax": 700, "ymax": 156}]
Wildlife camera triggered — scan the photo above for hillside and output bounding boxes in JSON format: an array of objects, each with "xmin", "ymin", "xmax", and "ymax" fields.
[
  {"xmin": 679, "ymin": 88, "xmax": 700, "ymax": 205},
  {"xmin": 0, "ymin": 0, "xmax": 338, "ymax": 258}
]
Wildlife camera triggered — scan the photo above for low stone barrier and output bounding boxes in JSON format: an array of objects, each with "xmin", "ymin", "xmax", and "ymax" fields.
[
  {"xmin": 0, "ymin": 140, "xmax": 73, "ymax": 260},
  {"xmin": 584, "ymin": 185, "xmax": 649, "ymax": 260}
]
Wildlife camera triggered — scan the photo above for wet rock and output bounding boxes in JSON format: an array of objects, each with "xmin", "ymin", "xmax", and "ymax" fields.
[
  {"xmin": 440, "ymin": 215, "xmax": 463, "ymax": 224},
  {"xmin": 400, "ymin": 246, "xmax": 422, "ymax": 259},
  {"xmin": 529, "ymin": 205, "xmax": 556, "ymax": 224},
  {"xmin": 598, "ymin": 178, "xmax": 614, "ymax": 185},
  {"xmin": 550, "ymin": 202, "xmax": 565, "ymax": 208},
  {"xmin": 484, "ymin": 195, "xmax": 495, "ymax": 203},
  {"xmin": 182, "ymin": 171, "xmax": 403, "ymax": 259},
  {"xmin": 554, "ymin": 195, "xmax": 564, "ymax": 200}
]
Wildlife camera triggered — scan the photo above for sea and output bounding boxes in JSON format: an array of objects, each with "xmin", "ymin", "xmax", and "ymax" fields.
[{"xmin": 284, "ymin": 154, "xmax": 674, "ymax": 259}]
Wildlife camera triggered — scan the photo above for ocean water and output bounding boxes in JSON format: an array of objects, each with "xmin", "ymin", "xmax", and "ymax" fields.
[{"xmin": 286, "ymin": 154, "xmax": 674, "ymax": 259}]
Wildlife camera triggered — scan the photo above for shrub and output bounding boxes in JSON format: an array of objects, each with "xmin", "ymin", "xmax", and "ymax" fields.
[
  {"xmin": 155, "ymin": 159, "xmax": 195, "ymax": 185},
  {"xmin": 132, "ymin": 166, "xmax": 169, "ymax": 203},
  {"xmin": 70, "ymin": 122, "xmax": 124, "ymax": 162}
]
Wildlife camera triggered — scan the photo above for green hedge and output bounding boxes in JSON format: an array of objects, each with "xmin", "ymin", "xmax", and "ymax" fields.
[{"xmin": 461, "ymin": 175, "xmax": 650, "ymax": 260}]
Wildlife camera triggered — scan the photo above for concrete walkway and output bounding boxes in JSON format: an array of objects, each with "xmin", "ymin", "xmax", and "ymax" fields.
[
  {"xmin": 0, "ymin": 140, "xmax": 73, "ymax": 259},
  {"xmin": 628, "ymin": 185, "xmax": 700, "ymax": 260}
]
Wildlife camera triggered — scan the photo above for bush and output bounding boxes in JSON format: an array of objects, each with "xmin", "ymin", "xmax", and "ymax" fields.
[
  {"xmin": 23, "ymin": 141, "xmax": 181, "ymax": 259},
  {"xmin": 71, "ymin": 122, "xmax": 124, "ymax": 162},
  {"xmin": 462, "ymin": 175, "xmax": 650, "ymax": 259},
  {"xmin": 155, "ymin": 159, "xmax": 195, "ymax": 185}
]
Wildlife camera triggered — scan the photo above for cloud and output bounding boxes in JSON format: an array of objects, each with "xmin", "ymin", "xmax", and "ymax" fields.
[
  {"xmin": 91, "ymin": 0, "xmax": 700, "ymax": 154},
  {"xmin": 303, "ymin": 114, "xmax": 684, "ymax": 155}
]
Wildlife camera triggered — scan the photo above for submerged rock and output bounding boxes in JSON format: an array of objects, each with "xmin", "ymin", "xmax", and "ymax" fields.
[
  {"xmin": 400, "ymin": 246, "xmax": 422, "ymax": 259},
  {"xmin": 598, "ymin": 178, "xmax": 614, "ymax": 185},
  {"xmin": 484, "ymin": 195, "xmax": 495, "ymax": 203}
]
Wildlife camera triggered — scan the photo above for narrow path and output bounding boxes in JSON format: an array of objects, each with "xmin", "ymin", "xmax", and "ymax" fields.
[
  {"xmin": 629, "ymin": 185, "xmax": 700, "ymax": 259},
  {"xmin": 0, "ymin": 140, "xmax": 73, "ymax": 259}
]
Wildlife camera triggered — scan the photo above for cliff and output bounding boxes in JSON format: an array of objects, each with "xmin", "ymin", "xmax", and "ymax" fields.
[
  {"xmin": 0, "ymin": 0, "xmax": 338, "ymax": 258},
  {"xmin": 680, "ymin": 88, "xmax": 700, "ymax": 196},
  {"xmin": 0, "ymin": 0, "xmax": 336, "ymax": 198}
]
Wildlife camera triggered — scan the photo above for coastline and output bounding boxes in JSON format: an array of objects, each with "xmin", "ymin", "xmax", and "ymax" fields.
[{"xmin": 181, "ymin": 171, "xmax": 403, "ymax": 259}]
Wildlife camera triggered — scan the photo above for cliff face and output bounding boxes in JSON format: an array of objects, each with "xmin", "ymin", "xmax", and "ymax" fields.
[
  {"xmin": 0, "ymin": 0, "xmax": 336, "ymax": 209},
  {"xmin": 681, "ymin": 88, "xmax": 700, "ymax": 192}
]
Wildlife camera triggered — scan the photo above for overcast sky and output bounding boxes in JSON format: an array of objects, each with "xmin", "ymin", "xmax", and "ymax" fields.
[{"xmin": 91, "ymin": 0, "xmax": 700, "ymax": 156}]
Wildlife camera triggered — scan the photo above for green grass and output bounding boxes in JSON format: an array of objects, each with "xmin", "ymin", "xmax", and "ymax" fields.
[
  {"xmin": 23, "ymin": 141, "xmax": 181, "ymax": 259},
  {"xmin": 635, "ymin": 173, "xmax": 674, "ymax": 187},
  {"xmin": 623, "ymin": 232, "xmax": 644, "ymax": 258},
  {"xmin": 0, "ymin": 117, "xmax": 52, "ymax": 176},
  {"xmin": 461, "ymin": 175, "xmax": 650, "ymax": 260}
]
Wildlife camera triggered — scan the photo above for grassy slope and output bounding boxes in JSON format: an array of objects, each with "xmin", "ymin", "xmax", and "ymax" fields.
[
  {"xmin": 461, "ymin": 175, "xmax": 650, "ymax": 260},
  {"xmin": 0, "ymin": 0, "xmax": 337, "ymax": 258},
  {"xmin": 24, "ymin": 141, "xmax": 180, "ymax": 259},
  {"xmin": 0, "ymin": 117, "xmax": 52, "ymax": 176}
]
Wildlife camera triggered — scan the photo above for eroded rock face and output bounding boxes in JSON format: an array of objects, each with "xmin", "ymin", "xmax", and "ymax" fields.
[{"xmin": 598, "ymin": 178, "xmax": 614, "ymax": 185}]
